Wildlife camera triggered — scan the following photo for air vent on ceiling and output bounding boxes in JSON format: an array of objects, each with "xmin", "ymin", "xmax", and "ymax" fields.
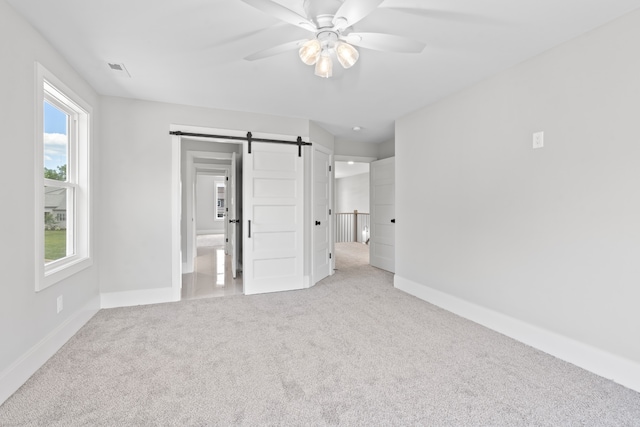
[{"xmin": 107, "ymin": 62, "xmax": 131, "ymax": 77}]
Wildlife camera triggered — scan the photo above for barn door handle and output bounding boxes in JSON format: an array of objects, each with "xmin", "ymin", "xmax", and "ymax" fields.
[
  {"xmin": 391, "ymin": 219, "xmax": 396, "ymax": 223},
  {"xmin": 315, "ymin": 221, "xmax": 321, "ymax": 226},
  {"xmin": 248, "ymin": 220, "xmax": 251, "ymax": 238}
]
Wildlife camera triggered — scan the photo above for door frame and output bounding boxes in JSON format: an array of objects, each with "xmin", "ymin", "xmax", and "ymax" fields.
[
  {"xmin": 171, "ymin": 124, "xmax": 311, "ymax": 299},
  {"xmin": 311, "ymin": 143, "xmax": 334, "ymax": 284}
]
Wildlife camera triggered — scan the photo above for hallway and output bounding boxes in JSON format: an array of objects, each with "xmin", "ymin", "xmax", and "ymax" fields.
[{"xmin": 181, "ymin": 234, "xmax": 243, "ymax": 300}]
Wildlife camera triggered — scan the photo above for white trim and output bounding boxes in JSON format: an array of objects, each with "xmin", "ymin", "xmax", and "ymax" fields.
[
  {"xmin": 394, "ymin": 275, "xmax": 640, "ymax": 393},
  {"xmin": 171, "ymin": 134, "xmax": 182, "ymax": 295},
  {"xmin": 0, "ymin": 297, "xmax": 100, "ymax": 405},
  {"xmin": 100, "ymin": 287, "xmax": 178, "ymax": 309},
  {"xmin": 334, "ymin": 155, "xmax": 377, "ymax": 163}
]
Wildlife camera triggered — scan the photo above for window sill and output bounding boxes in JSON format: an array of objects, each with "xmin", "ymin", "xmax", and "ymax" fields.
[{"xmin": 37, "ymin": 256, "xmax": 92, "ymax": 291}]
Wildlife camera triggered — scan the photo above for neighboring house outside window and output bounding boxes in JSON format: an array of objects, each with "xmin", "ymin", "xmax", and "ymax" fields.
[{"xmin": 35, "ymin": 64, "xmax": 92, "ymax": 291}]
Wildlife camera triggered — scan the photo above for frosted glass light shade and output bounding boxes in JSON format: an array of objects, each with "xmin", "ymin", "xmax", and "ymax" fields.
[
  {"xmin": 299, "ymin": 39, "xmax": 321, "ymax": 65},
  {"xmin": 335, "ymin": 42, "xmax": 359, "ymax": 69},
  {"xmin": 314, "ymin": 51, "xmax": 333, "ymax": 78}
]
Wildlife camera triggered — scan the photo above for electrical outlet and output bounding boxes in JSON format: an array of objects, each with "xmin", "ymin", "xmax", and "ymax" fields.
[
  {"xmin": 533, "ymin": 131, "xmax": 544, "ymax": 149},
  {"xmin": 57, "ymin": 295, "xmax": 63, "ymax": 314}
]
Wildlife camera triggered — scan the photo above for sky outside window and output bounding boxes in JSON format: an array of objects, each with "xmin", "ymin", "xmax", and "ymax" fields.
[{"xmin": 43, "ymin": 100, "xmax": 68, "ymax": 174}]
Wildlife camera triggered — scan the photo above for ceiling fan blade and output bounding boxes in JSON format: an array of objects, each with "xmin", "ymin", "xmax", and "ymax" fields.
[
  {"xmin": 244, "ymin": 39, "xmax": 308, "ymax": 61},
  {"xmin": 333, "ymin": 0, "xmax": 385, "ymax": 28},
  {"xmin": 344, "ymin": 32, "xmax": 425, "ymax": 53},
  {"xmin": 241, "ymin": 0, "xmax": 317, "ymax": 31}
]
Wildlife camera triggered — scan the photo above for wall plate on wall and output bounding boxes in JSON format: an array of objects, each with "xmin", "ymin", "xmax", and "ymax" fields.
[{"xmin": 533, "ymin": 131, "xmax": 544, "ymax": 149}]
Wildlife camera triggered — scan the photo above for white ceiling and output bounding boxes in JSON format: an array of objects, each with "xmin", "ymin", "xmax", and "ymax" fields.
[{"xmin": 8, "ymin": 0, "xmax": 640, "ymax": 144}]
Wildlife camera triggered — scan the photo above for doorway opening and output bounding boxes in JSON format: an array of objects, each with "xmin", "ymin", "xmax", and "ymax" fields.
[
  {"xmin": 171, "ymin": 125, "xmax": 328, "ymax": 297},
  {"xmin": 180, "ymin": 138, "xmax": 243, "ymax": 300},
  {"xmin": 334, "ymin": 158, "xmax": 372, "ymax": 269}
]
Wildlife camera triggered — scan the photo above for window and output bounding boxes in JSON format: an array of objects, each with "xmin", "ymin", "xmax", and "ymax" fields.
[
  {"xmin": 35, "ymin": 64, "xmax": 92, "ymax": 290},
  {"xmin": 216, "ymin": 182, "xmax": 226, "ymax": 219}
]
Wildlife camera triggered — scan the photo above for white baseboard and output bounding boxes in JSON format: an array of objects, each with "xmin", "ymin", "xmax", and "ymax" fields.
[
  {"xmin": 394, "ymin": 275, "xmax": 640, "ymax": 393},
  {"xmin": 0, "ymin": 296, "xmax": 100, "ymax": 405},
  {"xmin": 100, "ymin": 287, "xmax": 179, "ymax": 309}
]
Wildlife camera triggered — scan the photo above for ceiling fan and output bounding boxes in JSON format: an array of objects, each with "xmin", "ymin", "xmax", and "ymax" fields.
[{"xmin": 241, "ymin": 0, "xmax": 426, "ymax": 78}]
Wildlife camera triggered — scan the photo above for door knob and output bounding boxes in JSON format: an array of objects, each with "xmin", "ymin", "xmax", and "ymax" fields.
[
  {"xmin": 315, "ymin": 221, "xmax": 321, "ymax": 226},
  {"xmin": 391, "ymin": 219, "xmax": 396, "ymax": 223}
]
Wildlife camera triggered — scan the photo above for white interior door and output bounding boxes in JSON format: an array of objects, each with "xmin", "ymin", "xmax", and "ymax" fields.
[
  {"xmin": 224, "ymin": 173, "xmax": 230, "ymax": 255},
  {"xmin": 313, "ymin": 147, "xmax": 332, "ymax": 284},
  {"xmin": 229, "ymin": 152, "xmax": 237, "ymax": 278},
  {"xmin": 243, "ymin": 142, "xmax": 304, "ymax": 295},
  {"xmin": 370, "ymin": 157, "xmax": 395, "ymax": 273}
]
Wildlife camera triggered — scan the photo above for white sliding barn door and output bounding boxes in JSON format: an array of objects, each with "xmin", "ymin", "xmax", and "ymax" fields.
[
  {"xmin": 243, "ymin": 142, "xmax": 304, "ymax": 295},
  {"xmin": 312, "ymin": 147, "xmax": 332, "ymax": 284},
  {"xmin": 370, "ymin": 157, "xmax": 395, "ymax": 273}
]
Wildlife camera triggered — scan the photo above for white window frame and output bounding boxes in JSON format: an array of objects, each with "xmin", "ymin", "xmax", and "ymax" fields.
[{"xmin": 35, "ymin": 63, "xmax": 92, "ymax": 291}]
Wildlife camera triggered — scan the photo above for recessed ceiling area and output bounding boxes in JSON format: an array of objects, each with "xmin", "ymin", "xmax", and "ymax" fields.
[{"xmin": 7, "ymin": 0, "xmax": 640, "ymax": 144}]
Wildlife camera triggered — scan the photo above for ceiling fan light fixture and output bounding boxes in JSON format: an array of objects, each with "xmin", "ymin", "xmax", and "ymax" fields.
[
  {"xmin": 314, "ymin": 50, "xmax": 333, "ymax": 78},
  {"xmin": 335, "ymin": 41, "xmax": 359, "ymax": 68},
  {"xmin": 299, "ymin": 39, "xmax": 321, "ymax": 65}
]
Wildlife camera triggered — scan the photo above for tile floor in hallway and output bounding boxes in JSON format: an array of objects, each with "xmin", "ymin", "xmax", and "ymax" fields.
[{"xmin": 181, "ymin": 234, "xmax": 243, "ymax": 300}]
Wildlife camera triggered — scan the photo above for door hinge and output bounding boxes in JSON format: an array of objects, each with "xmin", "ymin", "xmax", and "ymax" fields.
[
  {"xmin": 329, "ymin": 253, "xmax": 332, "ymax": 259},
  {"xmin": 226, "ymin": 238, "xmax": 228, "ymax": 242},
  {"xmin": 226, "ymin": 176, "xmax": 229, "ymax": 181},
  {"xmin": 329, "ymin": 165, "xmax": 332, "ymax": 172},
  {"xmin": 329, "ymin": 209, "xmax": 332, "ymax": 215}
]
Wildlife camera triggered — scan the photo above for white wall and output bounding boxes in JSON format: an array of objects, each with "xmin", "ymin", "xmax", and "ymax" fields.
[
  {"xmin": 309, "ymin": 121, "xmax": 335, "ymax": 151},
  {"xmin": 334, "ymin": 138, "xmax": 394, "ymax": 160},
  {"xmin": 196, "ymin": 175, "xmax": 224, "ymax": 234},
  {"xmin": 336, "ymin": 173, "xmax": 370, "ymax": 214},
  {"xmin": 0, "ymin": 0, "xmax": 101, "ymax": 403},
  {"xmin": 99, "ymin": 96, "xmax": 310, "ymax": 294},
  {"xmin": 334, "ymin": 140, "xmax": 379, "ymax": 158},
  {"xmin": 377, "ymin": 139, "xmax": 395, "ymax": 160},
  {"xmin": 395, "ymin": 9, "xmax": 640, "ymax": 387}
]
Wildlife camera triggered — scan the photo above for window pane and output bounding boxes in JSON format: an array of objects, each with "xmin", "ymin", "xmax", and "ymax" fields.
[
  {"xmin": 44, "ymin": 186, "xmax": 71, "ymax": 263},
  {"xmin": 43, "ymin": 100, "xmax": 68, "ymax": 181},
  {"xmin": 216, "ymin": 183, "xmax": 226, "ymax": 218}
]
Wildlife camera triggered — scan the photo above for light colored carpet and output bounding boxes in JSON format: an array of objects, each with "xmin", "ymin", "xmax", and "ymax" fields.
[
  {"xmin": 1, "ymin": 243, "xmax": 639, "ymax": 425},
  {"xmin": 335, "ymin": 241, "xmax": 369, "ymax": 269}
]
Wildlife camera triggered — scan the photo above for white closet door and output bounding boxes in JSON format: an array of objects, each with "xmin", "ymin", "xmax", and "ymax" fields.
[
  {"xmin": 370, "ymin": 157, "xmax": 395, "ymax": 273},
  {"xmin": 243, "ymin": 142, "xmax": 304, "ymax": 295},
  {"xmin": 312, "ymin": 147, "xmax": 332, "ymax": 284}
]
